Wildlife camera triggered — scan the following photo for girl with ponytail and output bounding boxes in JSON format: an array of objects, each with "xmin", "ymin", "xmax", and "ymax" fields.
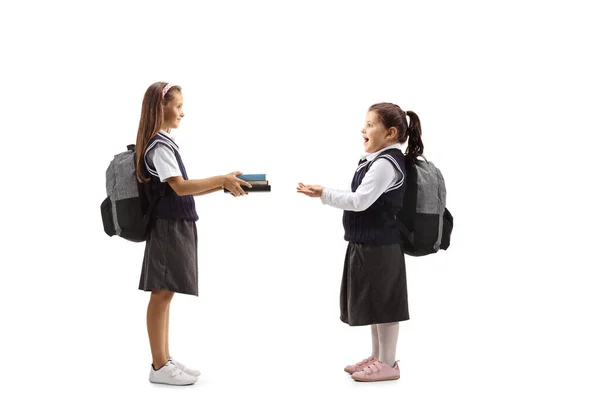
[{"xmin": 297, "ymin": 102, "xmax": 424, "ymax": 382}]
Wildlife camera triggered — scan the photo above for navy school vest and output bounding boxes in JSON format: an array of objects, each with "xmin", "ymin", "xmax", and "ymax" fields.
[
  {"xmin": 143, "ymin": 133, "xmax": 198, "ymax": 221},
  {"xmin": 342, "ymin": 148, "xmax": 406, "ymax": 244}
]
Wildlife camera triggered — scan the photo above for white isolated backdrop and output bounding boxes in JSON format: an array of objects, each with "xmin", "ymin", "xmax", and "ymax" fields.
[{"xmin": 1, "ymin": 0, "xmax": 599, "ymax": 399}]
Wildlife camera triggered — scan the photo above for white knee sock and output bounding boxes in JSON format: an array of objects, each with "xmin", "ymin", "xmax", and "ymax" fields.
[
  {"xmin": 371, "ymin": 324, "xmax": 379, "ymax": 358},
  {"xmin": 377, "ymin": 322, "xmax": 399, "ymax": 366}
]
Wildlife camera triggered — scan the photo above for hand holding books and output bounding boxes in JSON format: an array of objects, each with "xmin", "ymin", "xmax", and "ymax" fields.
[
  {"xmin": 224, "ymin": 173, "xmax": 271, "ymax": 194},
  {"xmin": 222, "ymin": 171, "xmax": 253, "ymax": 197}
]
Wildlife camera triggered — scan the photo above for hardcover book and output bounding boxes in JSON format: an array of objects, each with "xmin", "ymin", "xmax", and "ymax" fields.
[{"xmin": 224, "ymin": 184, "xmax": 271, "ymax": 193}]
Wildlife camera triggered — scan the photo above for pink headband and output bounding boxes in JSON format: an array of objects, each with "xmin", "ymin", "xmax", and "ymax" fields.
[{"xmin": 162, "ymin": 83, "xmax": 175, "ymax": 97}]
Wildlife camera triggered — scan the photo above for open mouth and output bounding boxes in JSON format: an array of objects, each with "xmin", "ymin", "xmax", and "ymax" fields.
[{"xmin": 363, "ymin": 137, "xmax": 369, "ymax": 143}]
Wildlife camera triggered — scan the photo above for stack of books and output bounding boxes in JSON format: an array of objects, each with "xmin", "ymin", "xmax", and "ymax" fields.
[{"xmin": 224, "ymin": 173, "xmax": 271, "ymax": 193}]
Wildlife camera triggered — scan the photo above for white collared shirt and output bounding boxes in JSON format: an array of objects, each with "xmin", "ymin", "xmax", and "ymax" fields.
[
  {"xmin": 320, "ymin": 143, "xmax": 403, "ymax": 212},
  {"xmin": 146, "ymin": 130, "xmax": 182, "ymax": 182}
]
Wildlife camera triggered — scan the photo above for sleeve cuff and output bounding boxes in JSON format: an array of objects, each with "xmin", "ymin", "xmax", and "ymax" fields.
[{"xmin": 320, "ymin": 187, "xmax": 331, "ymax": 205}]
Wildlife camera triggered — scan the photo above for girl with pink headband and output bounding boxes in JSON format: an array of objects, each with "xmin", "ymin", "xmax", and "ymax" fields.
[{"xmin": 135, "ymin": 82, "xmax": 251, "ymax": 385}]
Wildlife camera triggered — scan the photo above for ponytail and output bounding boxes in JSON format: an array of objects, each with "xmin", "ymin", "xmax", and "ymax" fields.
[
  {"xmin": 367, "ymin": 103, "xmax": 424, "ymax": 159},
  {"xmin": 405, "ymin": 110, "xmax": 423, "ymax": 160}
]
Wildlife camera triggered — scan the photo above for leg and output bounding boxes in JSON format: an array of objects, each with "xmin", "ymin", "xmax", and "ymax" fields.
[
  {"xmin": 162, "ymin": 296, "xmax": 201, "ymax": 377},
  {"xmin": 377, "ymin": 322, "xmax": 399, "ymax": 366},
  {"xmin": 165, "ymin": 302, "xmax": 171, "ymax": 360},
  {"xmin": 147, "ymin": 290, "xmax": 174, "ymax": 369},
  {"xmin": 344, "ymin": 324, "xmax": 380, "ymax": 374},
  {"xmin": 371, "ymin": 324, "xmax": 379, "ymax": 358}
]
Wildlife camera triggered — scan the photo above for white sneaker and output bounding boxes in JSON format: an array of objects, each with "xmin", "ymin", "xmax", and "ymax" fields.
[
  {"xmin": 169, "ymin": 357, "xmax": 201, "ymax": 377},
  {"xmin": 149, "ymin": 361, "xmax": 197, "ymax": 385}
]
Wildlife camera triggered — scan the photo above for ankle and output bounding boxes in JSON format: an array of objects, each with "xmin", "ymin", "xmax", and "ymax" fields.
[
  {"xmin": 380, "ymin": 359, "xmax": 393, "ymax": 367},
  {"xmin": 152, "ymin": 358, "xmax": 169, "ymax": 370}
]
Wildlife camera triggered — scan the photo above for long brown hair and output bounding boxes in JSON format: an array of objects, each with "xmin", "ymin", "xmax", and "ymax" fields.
[
  {"xmin": 369, "ymin": 103, "xmax": 424, "ymax": 160},
  {"xmin": 135, "ymin": 82, "xmax": 182, "ymax": 183}
]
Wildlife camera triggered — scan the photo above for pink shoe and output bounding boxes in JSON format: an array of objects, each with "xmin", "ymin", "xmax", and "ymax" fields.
[
  {"xmin": 344, "ymin": 356, "xmax": 378, "ymax": 374},
  {"xmin": 351, "ymin": 360, "xmax": 400, "ymax": 382}
]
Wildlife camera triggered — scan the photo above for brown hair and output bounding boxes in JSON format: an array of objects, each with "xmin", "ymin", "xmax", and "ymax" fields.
[
  {"xmin": 369, "ymin": 102, "xmax": 424, "ymax": 160},
  {"xmin": 135, "ymin": 82, "xmax": 182, "ymax": 183}
]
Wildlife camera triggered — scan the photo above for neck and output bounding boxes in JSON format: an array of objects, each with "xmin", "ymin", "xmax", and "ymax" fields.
[{"xmin": 372, "ymin": 143, "xmax": 396, "ymax": 153}]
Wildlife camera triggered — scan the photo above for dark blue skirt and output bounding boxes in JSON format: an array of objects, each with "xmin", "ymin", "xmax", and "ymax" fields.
[
  {"xmin": 340, "ymin": 243, "xmax": 409, "ymax": 326},
  {"xmin": 139, "ymin": 219, "xmax": 198, "ymax": 296}
]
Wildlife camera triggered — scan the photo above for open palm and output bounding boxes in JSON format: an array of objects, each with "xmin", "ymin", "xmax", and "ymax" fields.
[{"xmin": 297, "ymin": 183, "xmax": 323, "ymax": 198}]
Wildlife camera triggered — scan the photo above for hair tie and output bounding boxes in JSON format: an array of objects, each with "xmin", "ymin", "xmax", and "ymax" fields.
[{"xmin": 162, "ymin": 83, "xmax": 175, "ymax": 97}]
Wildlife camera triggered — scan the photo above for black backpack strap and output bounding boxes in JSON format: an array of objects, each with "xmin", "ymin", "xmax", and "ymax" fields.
[
  {"xmin": 143, "ymin": 181, "xmax": 167, "ymax": 227},
  {"xmin": 397, "ymin": 221, "xmax": 414, "ymax": 244}
]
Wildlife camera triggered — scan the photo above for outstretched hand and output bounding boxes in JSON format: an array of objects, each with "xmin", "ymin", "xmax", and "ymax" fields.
[{"xmin": 297, "ymin": 183, "xmax": 324, "ymax": 198}]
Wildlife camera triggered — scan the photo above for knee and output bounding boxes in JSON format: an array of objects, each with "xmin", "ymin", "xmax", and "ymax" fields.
[{"xmin": 150, "ymin": 290, "xmax": 174, "ymax": 304}]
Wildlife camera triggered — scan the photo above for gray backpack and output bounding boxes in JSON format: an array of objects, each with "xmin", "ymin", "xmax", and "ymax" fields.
[
  {"xmin": 100, "ymin": 144, "xmax": 162, "ymax": 242},
  {"xmin": 396, "ymin": 156, "xmax": 453, "ymax": 256}
]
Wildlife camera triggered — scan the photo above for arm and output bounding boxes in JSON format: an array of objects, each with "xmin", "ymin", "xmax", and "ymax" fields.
[
  {"xmin": 168, "ymin": 172, "xmax": 251, "ymax": 197},
  {"xmin": 167, "ymin": 175, "xmax": 225, "ymax": 196},
  {"xmin": 298, "ymin": 159, "xmax": 398, "ymax": 211},
  {"xmin": 193, "ymin": 186, "xmax": 224, "ymax": 196},
  {"xmin": 149, "ymin": 146, "xmax": 250, "ymax": 197}
]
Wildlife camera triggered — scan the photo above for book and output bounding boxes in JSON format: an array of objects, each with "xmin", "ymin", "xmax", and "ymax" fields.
[
  {"xmin": 224, "ymin": 184, "xmax": 271, "ymax": 193},
  {"xmin": 245, "ymin": 180, "xmax": 268, "ymax": 185},
  {"xmin": 237, "ymin": 174, "xmax": 266, "ymax": 181}
]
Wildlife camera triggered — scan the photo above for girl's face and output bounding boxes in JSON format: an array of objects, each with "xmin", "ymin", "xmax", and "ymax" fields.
[
  {"xmin": 162, "ymin": 92, "xmax": 185, "ymax": 130},
  {"xmin": 362, "ymin": 111, "xmax": 396, "ymax": 153}
]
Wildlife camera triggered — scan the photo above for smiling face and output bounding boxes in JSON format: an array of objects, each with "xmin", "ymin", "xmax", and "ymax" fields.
[
  {"xmin": 161, "ymin": 91, "xmax": 184, "ymax": 131},
  {"xmin": 362, "ymin": 111, "xmax": 397, "ymax": 153}
]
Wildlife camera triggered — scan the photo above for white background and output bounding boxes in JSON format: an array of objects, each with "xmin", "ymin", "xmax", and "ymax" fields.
[{"xmin": 1, "ymin": 0, "xmax": 599, "ymax": 399}]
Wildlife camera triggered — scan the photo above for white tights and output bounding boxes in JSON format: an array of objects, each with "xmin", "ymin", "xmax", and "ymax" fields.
[{"xmin": 370, "ymin": 322, "xmax": 399, "ymax": 366}]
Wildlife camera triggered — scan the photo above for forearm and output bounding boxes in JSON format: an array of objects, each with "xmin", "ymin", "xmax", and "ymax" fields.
[
  {"xmin": 193, "ymin": 186, "xmax": 223, "ymax": 196},
  {"xmin": 173, "ymin": 176, "xmax": 224, "ymax": 196},
  {"xmin": 320, "ymin": 160, "xmax": 397, "ymax": 211},
  {"xmin": 320, "ymin": 187, "xmax": 376, "ymax": 211}
]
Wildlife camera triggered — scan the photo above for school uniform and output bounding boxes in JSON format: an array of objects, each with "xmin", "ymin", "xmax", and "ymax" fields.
[
  {"xmin": 138, "ymin": 130, "xmax": 199, "ymax": 296},
  {"xmin": 321, "ymin": 144, "xmax": 409, "ymax": 326}
]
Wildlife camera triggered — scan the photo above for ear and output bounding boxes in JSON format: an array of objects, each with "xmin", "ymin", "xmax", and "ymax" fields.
[{"xmin": 387, "ymin": 127, "xmax": 398, "ymax": 140}]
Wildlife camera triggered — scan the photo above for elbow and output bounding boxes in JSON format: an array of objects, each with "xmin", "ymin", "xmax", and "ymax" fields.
[
  {"xmin": 174, "ymin": 185, "xmax": 188, "ymax": 196},
  {"xmin": 350, "ymin": 194, "xmax": 376, "ymax": 212},
  {"xmin": 167, "ymin": 180, "xmax": 186, "ymax": 196},
  {"xmin": 349, "ymin": 199, "xmax": 368, "ymax": 212}
]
